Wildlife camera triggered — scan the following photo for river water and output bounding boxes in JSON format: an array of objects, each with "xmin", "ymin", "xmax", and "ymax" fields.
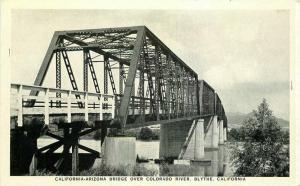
[{"xmin": 37, "ymin": 138, "xmax": 234, "ymax": 176}]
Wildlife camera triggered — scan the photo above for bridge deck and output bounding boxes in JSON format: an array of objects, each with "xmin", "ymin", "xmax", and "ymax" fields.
[{"xmin": 11, "ymin": 83, "xmax": 201, "ymax": 129}]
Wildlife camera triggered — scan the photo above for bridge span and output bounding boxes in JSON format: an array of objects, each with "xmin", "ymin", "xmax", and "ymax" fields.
[{"xmin": 10, "ymin": 26, "xmax": 227, "ymax": 176}]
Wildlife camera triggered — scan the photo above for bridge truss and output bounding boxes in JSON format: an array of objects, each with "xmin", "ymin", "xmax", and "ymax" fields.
[{"xmin": 26, "ymin": 26, "xmax": 227, "ymax": 129}]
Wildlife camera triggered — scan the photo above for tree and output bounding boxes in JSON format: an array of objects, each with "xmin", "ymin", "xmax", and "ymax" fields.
[
  {"xmin": 231, "ymin": 99, "xmax": 289, "ymax": 176},
  {"xmin": 227, "ymin": 128, "xmax": 240, "ymax": 141}
]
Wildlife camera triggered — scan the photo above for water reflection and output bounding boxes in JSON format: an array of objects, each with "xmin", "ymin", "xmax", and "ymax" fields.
[
  {"xmin": 218, "ymin": 145, "xmax": 225, "ymax": 176},
  {"xmin": 158, "ymin": 144, "xmax": 227, "ymax": 176},
  {"xmin": 204, "ymin": 145, "xmax": 225, "ymax": 176}
]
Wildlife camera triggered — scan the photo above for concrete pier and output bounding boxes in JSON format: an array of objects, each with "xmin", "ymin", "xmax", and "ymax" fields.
[
  {"xmin": 223, "ymin": 127, "xmax": 227, "ymax": 141},
  {"xmin": 212, "ymin": 116, "xmax": 219, "ymax": 148},
  {"xmin": 204, "ymin": 116, "xmax": 219, "ymax": 149},
  {"xmin": 194, "ymin": 119, "xmax": 205, "ymax": 160},
  {"xmin": 159, "ymin": 120, "xmax": 193, "ymax": 159},
  {"xmin": 219, "ymin": 120, "xmax": 224, "ymax": 145},
  {"xmin": 101, "ymin": 137, "xmax": 136, "ymax": 167},
  {"xmin": 181, "ymin": 119, "xmax": 205, "ymax": 160}
]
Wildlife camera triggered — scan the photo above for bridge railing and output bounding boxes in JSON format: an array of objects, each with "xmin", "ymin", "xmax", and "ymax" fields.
[
  {"xmin": 114, "ymin": 94, "xmax": 198, "ymax": 125},
  {"xmin": 10, "ymin": 83, "xmax": 115, "ymax": 127}
]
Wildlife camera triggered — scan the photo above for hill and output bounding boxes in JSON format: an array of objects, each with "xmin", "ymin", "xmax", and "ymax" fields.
[{"xmin": 227, "ymin": 112, "xmax": 289, "ymax": 130}]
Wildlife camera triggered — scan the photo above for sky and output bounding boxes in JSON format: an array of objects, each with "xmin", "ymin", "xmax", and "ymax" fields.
[{"xmin": 11, "ymin": 9, "xmax": 290, "ymax": 120}]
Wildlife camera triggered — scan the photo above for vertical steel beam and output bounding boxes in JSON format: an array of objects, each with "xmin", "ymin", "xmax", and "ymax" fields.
[
  {"xmin": 214, "ymin": 92, "xmax": 217, "ymax": 115},
  {"xmin": 83, "ymin": 50, "xmax": 88, "ymax": 92},
  {"xmin": 56, "ymin": 51, "xmax": 61, "ymax": 98},
  {"xmin": 171, "ymin": 60, "xmax": 176, "ymax": 118},
  {"xmin": 197, "ymin": 78, "xmax": 201, "ymax": 116},
  {"xmin": 139, "ymin": 58, "xmax": 145, "ymax": 122},
  {"xmin": 118, "ymin": 27, "xmax": 145, "ymax": 128},
  {"xmin": 180, "ymin": 67, "xmax": 184, "ymax": 117},
  {"xmin": 104, "ymin": 55, "xmax": 108, "ymax": 101},
  {"xmin": 154, "ymin": 46, "xmax": 160, "ymax": 120},
  {"xmin": 175, "ymin": 64, "xmax": 180, "ymax": 118},
  {"xmin": 187, "ymin": 73, "xmax": 190, "ymax": 116},
  {"xmin": 119, "ymin": 64, "xmax": 124, "ymax": 94},
  {"xmin": 166, "ymin": 55, "xmax": 171, "ymax": 120}
]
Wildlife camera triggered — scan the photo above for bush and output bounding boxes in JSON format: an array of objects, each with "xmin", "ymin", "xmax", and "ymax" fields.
[
  {"xmin": 32, "ymin": 169, "xmax": 59, "ymax": 176},
  {"xmin": 80, "ymin": 163, "xmax": 157, "ymax": 176},
  {"xmin": 80, "ymin": 164, "xmax": 128, "ymax": 176},
  {"xmin": 139, "ymin": 127, "xmax": 153, "ymax": 140},
  {"xmin": 132, "ymin": 164, "xmax": 157, "ymax": 176}
]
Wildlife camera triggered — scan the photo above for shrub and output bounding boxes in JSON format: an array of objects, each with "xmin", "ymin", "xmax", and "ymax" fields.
[
  {"xmin": 80, "ymin": 163, "xmax": 157, "ymax": 176},
  {"xmin": 139, "ymin": 127, "xmax": 153, "ymax": 140}
]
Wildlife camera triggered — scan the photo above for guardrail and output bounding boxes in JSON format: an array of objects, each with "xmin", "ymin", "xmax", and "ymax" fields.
[{"xmin": 11, "ymin": 83, "xmax": 115, "ymax": 127}]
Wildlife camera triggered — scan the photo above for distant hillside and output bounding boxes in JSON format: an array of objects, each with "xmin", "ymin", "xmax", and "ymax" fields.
[{"xmin": 227, "ymin": 112, "xmax": 289, "ymax": 130}]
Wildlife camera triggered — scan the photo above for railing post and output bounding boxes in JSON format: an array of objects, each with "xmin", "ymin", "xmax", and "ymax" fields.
[
  {"xmin": 168, "ymin": 100, "xmax": 171, "ymax": 120},
  {"xmin": 99, "ymin": 96, "xmax": 103, "ymax": 120},
  {"xmin": 111, "ymin": 95, "xmax": 115, "ymax": 119},
  {"xmin": 84, "ymin": 92, "xmax": 88, "ymax": 122},
  {"xmin": 67, "ymin": 90, "xmax": 72, "ymax": 123},
  {"xmin": 17, "ymin": 85, "xmax": 23, "ymax": 127},
  {"xmin": 44, "ymin": 88, "xmax": 49, "ymax": 125}
]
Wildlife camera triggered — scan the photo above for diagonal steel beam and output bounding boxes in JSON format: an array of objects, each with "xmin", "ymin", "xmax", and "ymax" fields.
[{"xmin": 118, "ymin": 27, "xmax": 146, "ymax": 128}]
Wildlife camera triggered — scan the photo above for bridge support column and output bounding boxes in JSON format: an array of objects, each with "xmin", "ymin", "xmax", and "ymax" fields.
[
  {"xmin": 204, "ymin": 116, "xmax": 218, "ymax": 149},
  {"xmin": 159, "ymin": 120, "xmax": 193, "ymax": 159},
  {"xmin": 194, "ymin": 119, "xmax": 205, "ymax": 160},
  {"xmin": 101, "ymin": 137, "xmax": 136, "ymax": 168},
  {"xmin": 223, "ymin": 127, "xmax": 227, "ymax": 142},
  {"xmin": 218, "ymin": 120, "xmax": 224, "ymax": 145},
  {"xmin": 212, "ymin": 116, "xmax": 219, "ymax": 148}
]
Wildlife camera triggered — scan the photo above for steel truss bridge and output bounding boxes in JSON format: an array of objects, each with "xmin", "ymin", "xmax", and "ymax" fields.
[{"xmin": 10, "ymin": 26, "xmax": 227, "ymax": 175}]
